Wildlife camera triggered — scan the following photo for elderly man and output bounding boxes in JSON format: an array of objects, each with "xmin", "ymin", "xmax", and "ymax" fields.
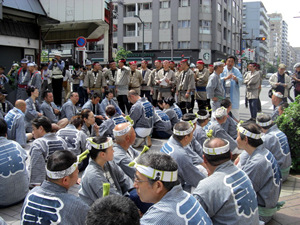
[
  {"xmin": 236, "ymin": 121, "xmax": 282, "ymax": 223},
  {"xmin": 21, "ymin": 150, "xmax": 89, "ymax": 225},
  {"xmin": 193, "ymin": 138, "xmax": 259, "ymax": 224},
  {"xmin": 84, "ymin": 62, "xmax": 106, "ymax": 96},
  {"xmin": 128, "ymin": 90, "xmax": 154, "ymax": 147},
  {"xmin": 161, "ymin": 121, "xmax": 206, "ymax": 192},
  {"xmin": 4, "ymin": 100, "xmax": 32, "ymax": 147},
  {"xmin": 133, "ymin": 151, "xmax": 212, "ymax": 225},
  {"xmin": 256, "ymin": 114, "xmax": 291, "ymax": 181},
  {"xmin": 176, "ymin": 59, "xmax": 195, "ymax": 114},
  {"xmin": 27, "ymin": 62, "xmax": 42, "ymax": 91},
  {"xmin": 155, "ymin": 60, "xmax": 176, "ymax": 100},
  {"xmin": 244, "ymin": 63, "xmax": 261, "ymax": 120},
  {"xmin": 206, "ymin": 62, "xmax": 225, "ymax": 116},
  {"xmin": 113, "ymin": 122, "xmax": 139, "ymax": 180},
  {"xmin": 149, "ymin": 60, "xmax": 163, "ymax": 107},
  {"xmin": 208, "ymin": 107, "xmax": 239, "ymax": 155},
  {"xmin": 29, "ymin": 116, "xmax": 68, "ymax": 187},
  {"xmin": 269, "ymin": 64, "xmax": 292, "ymax": 102},
  {"xmin": 220, "ymin": 56, "xmax": 243, "ymax": 120},
  {"xmin": 61, "ymin": 92, "xmax": 79, "ymax": 121},
  {"xmin": 271, "ymin": 91, "xmax": 285, "ymax": 121},
  {"xmin": 194, "ymin": 60, "xmax": 210, "ymax": 110},
  {"xmin": 16, "ymin": 58, "xmax": 31, "ymax": 100},
  {"xmin": 129, "ymin": 61, "xmax": 143, "ymax": 95},
  {"xmin": 49, "ymin": 52, "xmax": 65, "ymax": 106},
  {"xmin": 103, "ymin": 60, "xmax": 118, "ymax": 95},
  {"xmin": 115, "ymin": 59, "xmax": 131, "ymax": 113},
  {"xmin": 0, "ymin": 118, "xmax": 29, "ymax": 207},
  {"xmin": 140, "ymin": 60, "xmax": 152, "ymax": 102}
]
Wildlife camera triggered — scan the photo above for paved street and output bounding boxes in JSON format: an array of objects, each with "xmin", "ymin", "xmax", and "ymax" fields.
[{"xmin": 1, "ymin": 79, "xmax": 299, "ymax": 224}]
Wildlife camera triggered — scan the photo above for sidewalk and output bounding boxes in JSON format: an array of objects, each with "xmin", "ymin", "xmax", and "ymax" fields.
[{"xmin": 1, "ymin": 139, "xmax": 300, "ymax": 224}]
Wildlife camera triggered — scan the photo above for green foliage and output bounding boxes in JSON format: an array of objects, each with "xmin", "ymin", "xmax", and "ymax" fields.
[
  {"xmin": 276, "ymin": 95, "xmax": 300, "ymax": 172},
  {"xmin": 265, "ymin": 62, "xmax": 277, "ymax": 73},
  {"xmin": 113, "ymin": 47, "xmax": 132, "ymax": 62}
]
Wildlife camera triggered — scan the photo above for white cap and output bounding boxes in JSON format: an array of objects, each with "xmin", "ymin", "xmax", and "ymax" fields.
[
  {"xmin": 213, "ymin": 61, "xmax": 224, "ymax": 67},
  {"xmin": 190, "ymin": 63, "xmax": 196, "ymax": 68},
  {"xmin": 54, "ymin": 52, "xmax": 62, "ymax": 57},
  {"xmin": 86, "ymin": 60, "xmax": 92, "ymax": 65},
  {"xmin": 27, "ymin": 62, "xmax": 35, "ymax": 67},
  {"xmin": 215, "ymin": 107, "xmax": 227, "ymax": 119}
]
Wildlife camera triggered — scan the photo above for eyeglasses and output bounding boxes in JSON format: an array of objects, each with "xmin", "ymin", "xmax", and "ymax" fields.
[{"xmin": 134, "ymin": 174, "xmax": 149, "ymax": 184}]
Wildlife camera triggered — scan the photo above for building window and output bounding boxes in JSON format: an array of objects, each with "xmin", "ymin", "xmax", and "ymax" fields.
[
  {"xmin": 178, "ymin": 41, "xmax": 190, "ymax": 49},
  {"xmin": 199, "ymin": 41, "xmax": 211, "ymax": 49},
  {"xmin": 223, "ymin": 46, "xmax": 227, "ymax": 53},
  {"xmin": 232, "ymin": 17, "xmax": 236, "ymax": 24},
  {"xmin": 232, "ymin": 0, "xmax": 236, "ymax": 8},
  {"xmin": 217, "ymin": 23, "xmax": 221, "ymax": 32},
  {"xmin": 159, "ymin": 42, "xmax": 171, "ymax": 49},
  {"xmin": 138, "ymin": 42, "xmax": 152, "ymax": 50},
  {"xmin": 139, "ymin": 22, "xmax": 152, "ymax": 30},
  {"xmin": 140, "ymin": 2, "xmax": 152, "ymax": 10},
  {"xmin": 228, "ymin": 30, "xmax": 231, "ymax": 43},
  {"xmin": 160, "ymin": 1, "xmax": 170, "ymax": 9},
  {"xmin": 159, "ymin": 21, "xmax": 170, "ymax": 29},
  {"xmin": 125, "ymin": 24, "xmax": 135, "ymax": 37},
  {"xmin": 125, "ymin": 4, "xmax": 136, "ymax": 17},
  {"xmin": 200, "ymin": 0, "xmax": 211, "ymax": 13},
  {"xmin": 199, "ymin": 20, "xmax": 211, "ymax": 34},
  {"xmin": 223, "ymin": 27, "xmax": 227, "ymax": 40},
  {"xmin": 224, "ymin": 0, "xmax": 227, "ymax": 3},
  {"xmin": 224, "ymin": 9, "xmax": 227, "ymax": 22},
  {"xmin": 178, "ymin": 20, "xmax": 191, "ymax": 28},
  {"xmin": 125, "ymin": 43, "xmax": 135, "ymax": 50},
  {"xmin": 179, "ymin": 0, "xmax": 190, "ymax": 7},
  {"xmin": 217, "ymin": 43, "xmax": 222, "ymax": 51},
  {"xmin": 217, "ymin": 3, "xmax": 221, "ymax": 12}
]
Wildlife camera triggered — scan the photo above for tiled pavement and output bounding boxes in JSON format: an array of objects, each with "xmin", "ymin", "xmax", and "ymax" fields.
[{"xmin": 1, "ymin": 139, "xmax": 300, "ymax": 224}]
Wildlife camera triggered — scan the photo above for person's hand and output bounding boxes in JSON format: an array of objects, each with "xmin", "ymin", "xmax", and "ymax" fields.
[
  {"xmin": 234, "ymin": 155, "xmax": 240, "ymax": 165},
  {"xmin": 157, "ymin": 80, "xmax": 161, "ymax": 84},
  {"xmin": 185, "ymin": 93, "xmax": 190, "ymax": 98},
  {"xmin": 226, "ymin": 74, "xmax": 232, "ymax": 80},
  {"xmin": 212, "ymin": 97, "xmax": 218, "ymax": 102},
  {"xmin": 101, "ymin": 88, "xmax": 105, "ymax": 93},
  {"xmin": 276, "ymin": 83, "xmax": 280, "ymax": 86},
  {"xmin": 96, "ymin": 115, "xmax": 104, "ymax": 120},
  {"xmin": 176, "ymin": 91, "xmax": 179, "ymax": 96},
  {"xmin": 87, "ymin": 88, "xmax": 90, "ymax": 94},
  {"xmin": 94, "ymin": 123, "xmax": 99, "ymax": 133},
  {"xmin": 38, "ymin": 113, "xmax": 43, "ymax": 117},
  {"xmin": 54, "ymin": 109, "xmax": 60, "ymax": 114},
  {"xmin": 165, "ymin": 78, "xmax": 170, "ymax": 83},
  {"xmin": 232, "ymin": 75, "xmax": 238, "ymax": 81}
]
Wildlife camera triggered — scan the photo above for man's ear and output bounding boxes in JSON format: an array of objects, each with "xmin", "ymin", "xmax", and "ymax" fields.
[{"xmin": 154, "ymin": 180, "xmax": 164, "ymax": 194}]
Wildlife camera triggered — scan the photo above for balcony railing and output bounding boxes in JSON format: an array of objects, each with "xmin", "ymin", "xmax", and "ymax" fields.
[
  {"xmin": 125, "ymin": 31, "xmax": 135, "ymax": 37},
  {"xmin": 126, "ymin": 11, "xmax": 136, "ymax": 17}
]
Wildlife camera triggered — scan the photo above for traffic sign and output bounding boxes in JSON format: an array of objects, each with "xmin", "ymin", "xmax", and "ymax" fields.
[
  {"xmin": 76, "ymin": 36, "xmax": 87, "ymax": 47},
  {"xmin": 76, "ymin": 47, "xmax": 86, "ymax": 51}
]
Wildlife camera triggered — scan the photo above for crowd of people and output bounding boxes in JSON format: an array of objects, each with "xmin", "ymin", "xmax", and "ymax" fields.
[{"xmin": 0, "ymin": 54, "xmax": 299, "ymax": 224}]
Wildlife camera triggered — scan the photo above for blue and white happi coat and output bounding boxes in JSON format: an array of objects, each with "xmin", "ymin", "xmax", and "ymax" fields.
[{"xmin": 193, "ymin": 160, "xmax": 259, "ymax": 225}]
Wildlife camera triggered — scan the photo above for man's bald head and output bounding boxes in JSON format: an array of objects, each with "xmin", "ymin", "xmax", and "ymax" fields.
[
  {"xmin": 15, "ymin": 100, "xmax": 26, "ymax": 113},
  {"xmin": 206, "ymin": 138, "xmax": 227, "ymax": 149},
  {"xmin": 114, "ymin": 123, "xmax": 136, "ymax": 146},
  {"xmin": 204, "ymin": 138, "xmax": 231, "ymax": 167}
]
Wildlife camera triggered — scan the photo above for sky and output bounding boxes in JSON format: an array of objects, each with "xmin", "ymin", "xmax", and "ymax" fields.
[{"xmin": 244, "ymin": 0, "xmax": 300, "ymax": 47}]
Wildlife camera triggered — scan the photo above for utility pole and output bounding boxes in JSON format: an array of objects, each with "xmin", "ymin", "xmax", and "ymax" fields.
[
  {"xmin": 108, "ymin": 0, "xmax": 113, "ymax": 62},
  {"xmin": 134, "ymin": 14, "xmax": 144, "ymax": 60}
]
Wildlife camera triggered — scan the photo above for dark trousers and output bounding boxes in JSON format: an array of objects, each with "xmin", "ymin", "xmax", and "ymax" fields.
[
  {"xmin": 295, "ymin": 89, "xmax": 300, "ymax": 98},
  {"xmin": 141, "ymin": 90, "xmax": 153, "ymax": 103},
  {"xmin": 73, "ymin": 84, "xmax": 79, "ymax": 92},
  {"xmin": 179, "ymin": 101, "xmax": 192, "ymax": 115},
  {"xmin": 117, "ymin": 95, "xmax": 131, "ymax": 114},
  {"xmin": 249, "ymin": 99, "xmax": 258, "ymax": 119},
  {"xmin": 52, "ymin": 78, "xmax": 63, "ymax": 106},
  {"xmin": 257, "ymin": 97, "xmax": 262, "ymax": 112},
  {"xmin": 78, "ymin": 86, "xmax": 88, "ymax": 106},
  {"xmin": 152, "ymin": 130, "xmax": 172, "ymax": 139},
  {"xmin": 190, "ymin": 94, "xmax": 195, "ymax": 113},
  {"xmin": 197, "ymin": 100, "xmax": 208, "ymax": 111}
]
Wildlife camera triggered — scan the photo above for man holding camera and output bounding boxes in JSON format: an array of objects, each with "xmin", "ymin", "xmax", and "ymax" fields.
[{"xmin": 49, "ymin": 52, "xmax": 65, "ymax": 106}]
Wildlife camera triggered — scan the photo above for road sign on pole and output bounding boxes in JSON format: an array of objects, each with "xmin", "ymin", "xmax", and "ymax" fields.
[{"xmin": 76, "ymin": 36, "xmax": 87, "ymax": 47}]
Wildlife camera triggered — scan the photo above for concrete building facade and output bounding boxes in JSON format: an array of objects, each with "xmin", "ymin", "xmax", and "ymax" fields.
[
  {"xmin": 242, "ymin": 1, "xmax": 269, "ymax": 69},
  {"xmin": 89, "ymin": 0, "xmax": 243, "ymax": 65},
  {"xmin": 268, "ymin": 13, "xmax": 289, "ymax": 67}
]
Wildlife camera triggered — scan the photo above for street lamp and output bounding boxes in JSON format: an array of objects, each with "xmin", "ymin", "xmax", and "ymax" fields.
[{"xmin": 134, "ymin": 14, "xmax": 144, "ymax": 60}]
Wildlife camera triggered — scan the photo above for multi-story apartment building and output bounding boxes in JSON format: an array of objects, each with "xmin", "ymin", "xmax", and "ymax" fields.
[
  {"xmin": 89, "ymin": 0, "xmax": 243, "ymax": 65},
  {"xmin": 242, "ymin": 1, "xmax": 269, "ymax": 70},
  {"xmin": 268, "ymin": 13, "xmax": 289, "ymax": 67}
]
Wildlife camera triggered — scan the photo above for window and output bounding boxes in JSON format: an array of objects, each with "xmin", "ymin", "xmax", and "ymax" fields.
[
  {"xmin": 160, "ymin": 1, "xmax": 170, "ymax": 9},
  {"xmin": 125, "ymin": 4, "xmax": 135, "ymax": 17},
  {"xmin": 140, "ymin": 2, "xmax": 152, "ymax": 10},
  {"xmin": 199, "ymin": 20, "xmax": 211, "ymax": 34},
  {"xmin": 223, "ymin": 27, "xmax": 227, "ymax": 40},
  {"xmin": 139, "ymin": 22, "xmax": 152, "ymax": 30},
  {"xmin": 217, "ymin": 3, "xmax": 221, "ymax": 12},
  {"xmin": 179, "ymin": 0, "xmax": 190, "ymax": 7},
  {"xmin": 199, "ymin": 41, "xmax": 211, "ymax": 49},
  {"xmin": 125, "ymin": 43, "xmax": 135, "ymax": 50},
  {"xmin": 228, "ymin": 13, "xmax": 231, "ymax": 25},
  {"xmin": 224, "ymin": 9, "xmax": 227, "ymax": 22},
  {"xmin": 217, "ymin": 43, "xmax": 222, "ymax": 51},
  {"xmin": 160, "ymin": 42, "xmax": 171, "ymax": 49},
  {"xmin": 160, "ymin": 21, "xmax": 170, "ymax": 29},
  {"xmin": 178, "ymin": 20, "xmax": 191, "ymax": 28},
  {"xmin": 217, "ymin": 23, "xmax": 222, "ymax": 32},
  {"xmin": 232, "ymin": 0, "xmax": 236, "ymax": 8},
  {"xmin": 232, "ymin": 17, "xmax": 236, "ymax": 24},
  {"xmin": 178, "ymin": 41, "xmax": 190, "ymax": 49},
  {"xmin": 138, "ymin": 43, "xmax": 152, "ymax": 50},
  {"xmin": 223, "ymin": 45, "xmax": 227, "ymax": 53},
  {"xmin": 200, "ymin": 0, "xmax": 211, "ymax": 13},
  {"xmin": 228, "ymin": 30, "xmax": 231, "ymax": 43}
]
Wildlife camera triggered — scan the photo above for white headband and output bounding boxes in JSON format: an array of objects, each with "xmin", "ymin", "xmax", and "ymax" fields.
[
  {"xmin": 203, "ymin": 139, "xmax": 230, "ymax": 155},
  {"xmin": 215, "ymin": 107, "xmax": 227, "ymax": 119},
  {"xmin": 86, "ymin": 137, "xmax": 113, "ymax": 150},
  {"xmin": 173, "ymin": 121, "xmax": 194, "ymax": 136},
  {"xmin": 46, "ymin": 161, "xmax": 78, "ymax": 179},
  {"xmin": 198, "ymin": 111, "xmax": 210, "ymax": 120},
  {"xmin": 135, "ymin": 164, "xmax": 178, "ymax": 182},
  {"xmin": 272, "ymin": 90, "xmax": 283, "ymax": 98},
  {"xmin": 113, "ymin": 116, "xmax": 134, "ymax": 137},
  {"xmin": 237, "ymin": 124, "xmax": 262, "ymax": 140},
  {"xmin": 256, "ymin": 120, "xmax": 273, "ymax": 127}
]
